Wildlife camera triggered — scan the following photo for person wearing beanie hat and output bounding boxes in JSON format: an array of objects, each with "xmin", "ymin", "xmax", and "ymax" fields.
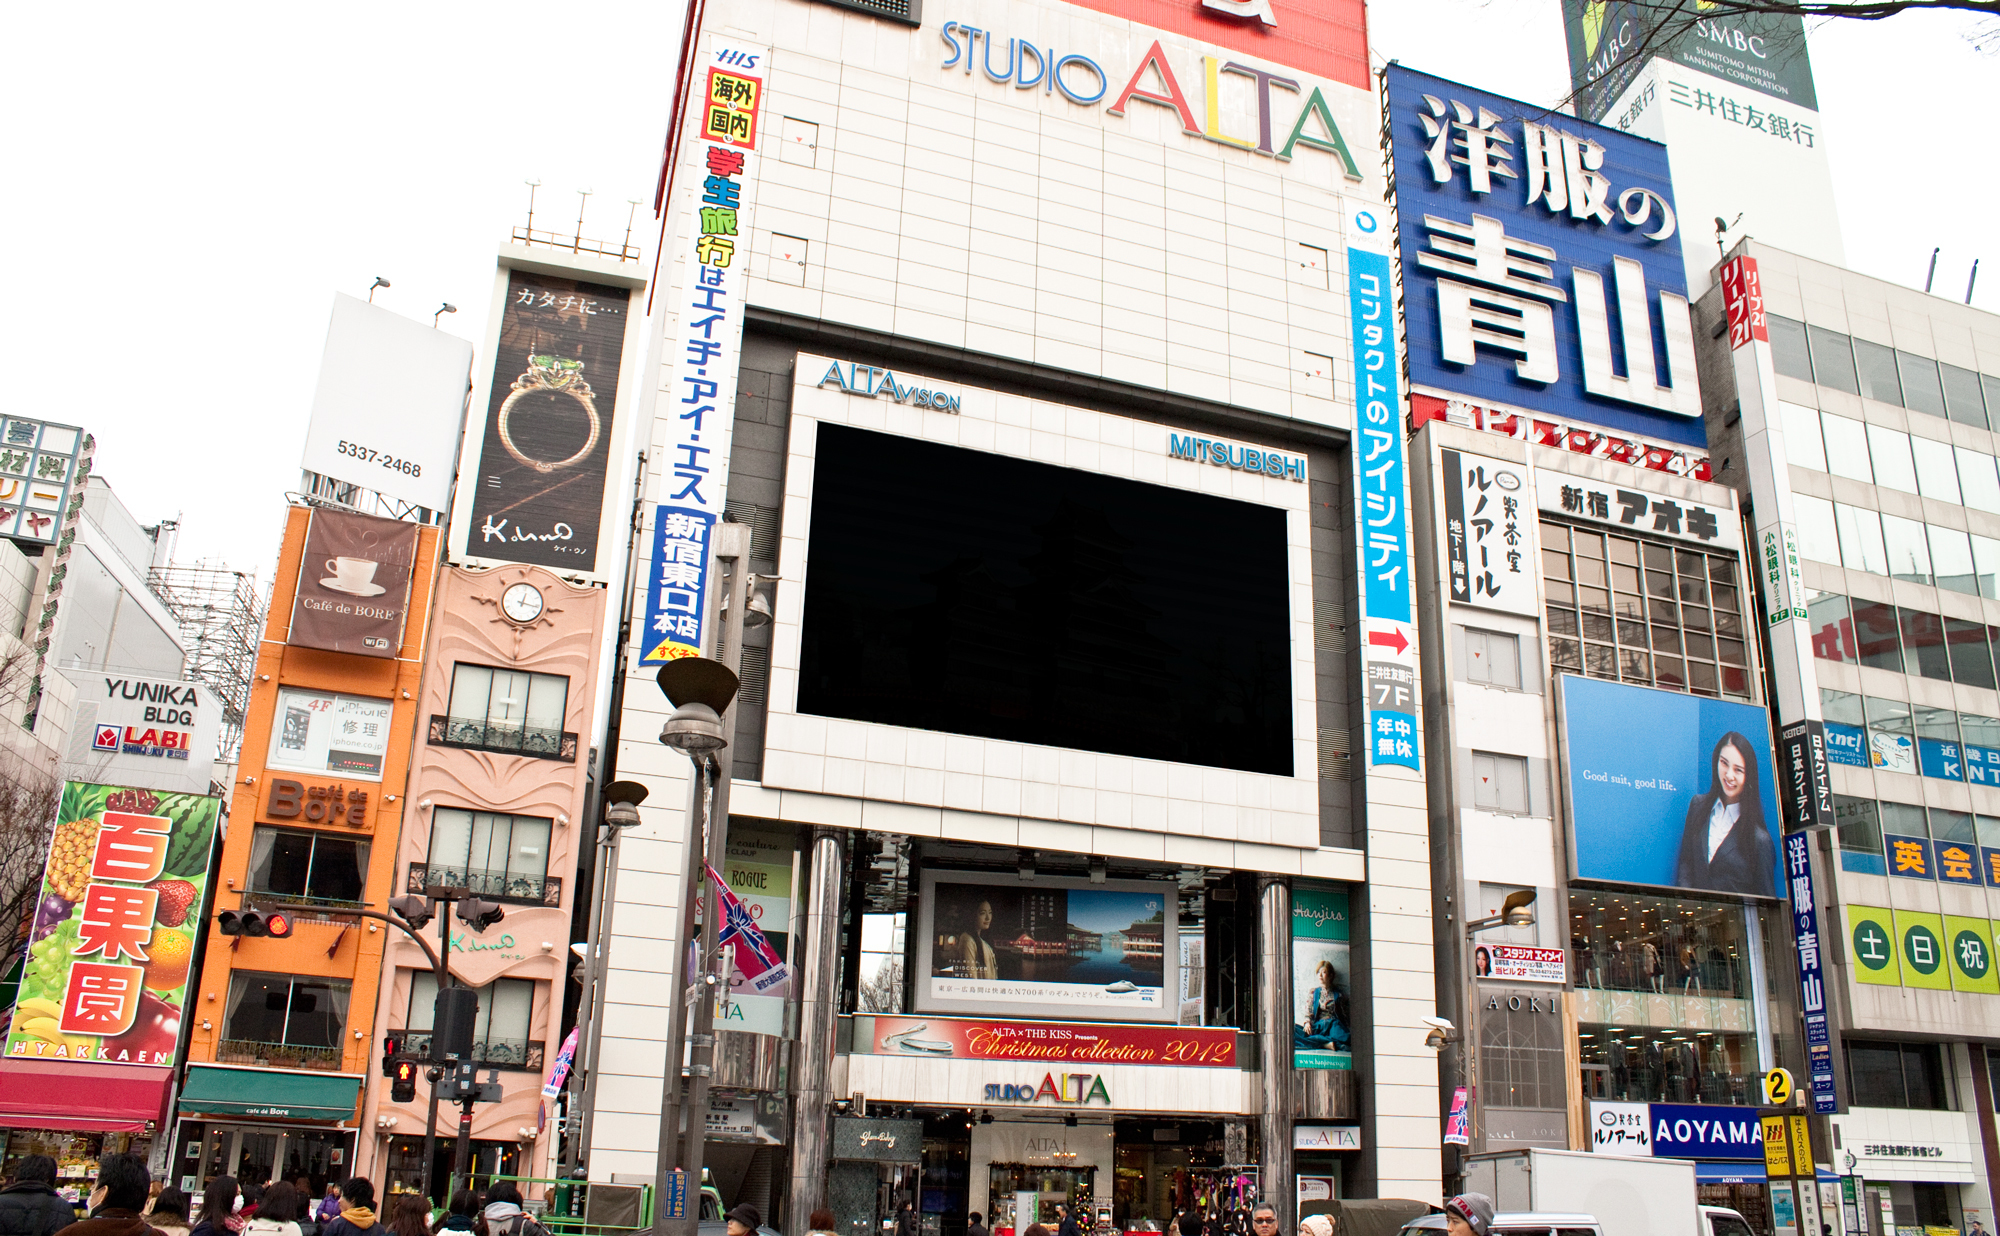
[
  {"xmin": 1299, "ymin": 1215, "xmax": 1336, "ymax": 1236},
  {"xmin": 1445, "ymin": 1195, "xmax": 1495, "ymax": 1236},
  {"xmin": 724, "ymin": 1206, "xmax": 762, "ymax": 1236}
]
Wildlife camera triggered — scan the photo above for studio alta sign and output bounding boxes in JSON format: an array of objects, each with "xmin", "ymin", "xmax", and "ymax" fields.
[
  {"xmin": 940, "ymin": 26, "xmax": 1363, "ymax": 173},
  {"xmin": 985, "ymin": 1071, "xmax": 1113, "ymax": 1105}
]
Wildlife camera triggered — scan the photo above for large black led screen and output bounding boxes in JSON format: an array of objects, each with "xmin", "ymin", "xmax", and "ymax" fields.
[{"xmin": 797, "ymin": 423, "xmax": 1294, "ymax": 775}]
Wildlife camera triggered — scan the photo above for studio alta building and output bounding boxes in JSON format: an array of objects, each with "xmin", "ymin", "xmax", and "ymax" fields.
[{"xmin": 572, "ymin": 0, "xmax": 1445, "ymax": 1228}]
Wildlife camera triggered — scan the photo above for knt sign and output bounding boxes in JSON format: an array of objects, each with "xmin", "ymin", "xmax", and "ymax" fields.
[{"xmin": 1385, "ymin": 65, "xmax": 1701, "ymax": 448}]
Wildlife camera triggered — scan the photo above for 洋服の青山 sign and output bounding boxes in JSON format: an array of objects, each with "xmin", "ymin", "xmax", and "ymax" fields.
[
  {"xmin": 941, "ymin": 26, "xmax": 1364, "ymax": 174},
  {"xmin": 866, "ymin": 1015, "xmax": 1236, "ymax": 1067},
  {"xmin": 816, "ymin": 362, "xmax": 961, "ymax": 413}
]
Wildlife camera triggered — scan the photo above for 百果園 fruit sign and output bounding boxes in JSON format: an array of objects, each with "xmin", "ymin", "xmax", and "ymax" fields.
[{"xmin": 9, "ymin": 781, "xmax": 221, "ymax": 1067}]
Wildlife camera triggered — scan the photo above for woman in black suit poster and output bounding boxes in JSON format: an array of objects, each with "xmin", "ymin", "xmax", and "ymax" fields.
[{"xmin": 1673, "ymin": 731, "xmax": 1775, "ymax": 896}]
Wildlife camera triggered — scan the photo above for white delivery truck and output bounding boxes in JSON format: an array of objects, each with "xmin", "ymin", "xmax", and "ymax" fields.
[{"xmin": 1461, "ymin": 1148, "xmax": 1753, "ymax": 1236}]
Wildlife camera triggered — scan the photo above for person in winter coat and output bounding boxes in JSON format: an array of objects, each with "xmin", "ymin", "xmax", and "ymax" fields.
[
  {"xmin": 147, "ymin": 1192, "xmax": 190, "ymax": 1236},
  {"xmin": 188, "ymin": 1178, "xmax": 241, "ymax": 1236},
  {"xmin": 242, "ymin": 1185, "xmax": 302, "ymax": 1236},
  {"xmin": 311, "ymin": 1194, "xmax": 339, "ymax": 1231},
  {"xmin": 317, "ymin": 1181, "xmax": 379, "ymax": 1236},
  {"xmin": 476, "ymin": 1183, "xmax": 543, "ymax": 1236},
  {"xmin": 428, "ymin": 1192, "xmax": 477, "ymax": 1236},
  {"xmin": 51, "ymin": 1154, "xmax": 156, "ymax": 1236},
  {"xmin": 383, "ymin": 1195, "xmax": 428, "ymax": 1236},
  {"xmin": 0, "ymin": 1156, "xmax": 79, "ymax": 1236}
]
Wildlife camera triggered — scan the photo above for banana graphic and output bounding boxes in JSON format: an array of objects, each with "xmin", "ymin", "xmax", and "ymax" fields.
[{"xmin": 15, "ymin": 998, "xmax": 61, "ymax": 1021}]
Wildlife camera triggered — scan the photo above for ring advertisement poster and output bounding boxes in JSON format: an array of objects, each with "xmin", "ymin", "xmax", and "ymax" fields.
[{"xmin": 463, "ymin": 272, "xmax": 633, "ymax": 572}]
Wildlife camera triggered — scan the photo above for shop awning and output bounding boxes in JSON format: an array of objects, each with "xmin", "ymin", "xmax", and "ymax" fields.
[
  {"xmin": 0, "ymin": 1060, "xmax": 171, "ymax": 1133},
  {"xmin": 178, "ymin": 1064, "xmax": 362, "ymax": 1121},
  {"xmin": 1694, "ymin": 1162, "xmax": 1767, "ymax": 1185}
]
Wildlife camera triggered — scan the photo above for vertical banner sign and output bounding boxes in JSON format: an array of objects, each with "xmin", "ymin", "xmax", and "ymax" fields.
[
  {"xmin": 1348, "ymin": 200, "xmax": 1418, "ymax": 771},
  {"xmin": 1721, "ymin": 257, "xmax": 1769, "ymax": 349},
  {"xmin": 463, "ymin": 273, "xmax": 633, "ymax": 575},
  {"xmin": 1783, "ymin": 832, "xmax": 1839, "ymax": 1114},
  {"xmin": 542, "ymin": 1025, "xmax": 580, "ymax": 1100},
  {"xmin": 1440, "ymin": 448, "xmax": 1537, "ymax": 617},
  {"xmin": 1290, "ymin": 883, "xmax": 1353, "ymax": 1071},
  {"xmin": 1778, "ymin": 720, "xmax": 1834, "ymax": 832},
  {"xmin": 641, "ymin": 507, "xmax": 718, "ymax": 663},
  {"xmin": 8, "ymin": 782, "xmax": 221, "ymax": 1066},
  {"xmin": 289, "ymin": 507, "xmax": 421, "ymax": 659},
  {"xmin": 1444, "ymin": 1086, "xmax": 1470, "ymax": 1145},
  {"xmin": 650, "ymin": 39, "xmax": 767, "ymax": 659}
]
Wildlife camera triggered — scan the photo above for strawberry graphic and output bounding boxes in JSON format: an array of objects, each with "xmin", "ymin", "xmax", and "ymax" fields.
[{"xmin": 148, "ymin": 879, "xmax": 199, "ymax": 927}]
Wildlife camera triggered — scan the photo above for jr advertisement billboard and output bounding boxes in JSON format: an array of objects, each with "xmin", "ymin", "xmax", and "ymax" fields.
[
  {"xmin": 1559, "ymin": 675, "xmax": 1783, "ymax": 899},
  {"xmin": 8, "ymin": 782, "xmax": 221, "ymax": 1066},
  {"xmin": 1383, "ymin": 65, "xmax": 1701, "ymax": 448},
  {"xmin": 914, "ymin": 871, "xmax": 1176, "ymax": 1023},
  {"xmin": 460, "ymin": 271, "xmax": 636, "ymax": 578}
]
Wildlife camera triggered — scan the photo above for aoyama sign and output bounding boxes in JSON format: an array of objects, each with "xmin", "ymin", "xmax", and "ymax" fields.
[{"xmin": 61, "ymin": 671, "xmax": 221, "ymax": 794}]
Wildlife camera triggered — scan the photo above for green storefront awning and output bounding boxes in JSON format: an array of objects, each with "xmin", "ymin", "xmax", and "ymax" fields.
[{"xmin": 178, "ymin": 1064, "xmax": 363, "ymax": 1121}]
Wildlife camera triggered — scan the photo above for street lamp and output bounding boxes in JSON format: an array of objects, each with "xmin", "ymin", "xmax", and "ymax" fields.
[
  {"xmin": 657, "ymin": 658, "xmax": 739, "ymax": 755},
  {"xmin": 653, "ymin": 654, "xmax": 741, "ymax": 1236},
  {"xmin": 564, "ymin": 781, "xmax": 650, "ymax": 1181}
]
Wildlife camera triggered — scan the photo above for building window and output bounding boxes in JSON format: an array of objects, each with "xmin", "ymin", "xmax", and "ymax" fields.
[
  {"xmin": 221, "ymin": 973, "xmax": 350, "ymax": 1070},
  {"xmin": 855, "ymin": 911, "xmax": 906, "ymax": 1014},
  {"xmin": 423, "ymin": 809, "xmax": 553, "ymax": 905},
  {"xmin": 439, "ymin": 665, "xmax": 571, "ymax": 758},
  {"xmin": 1579, "ymin": 1024, "xmax": 1760, "ymax": 1106},
  {"xmin": 1845, "ymin": 1040, "xmax": 1952, "ymax": 1110},
  {"xmin": 247, "ymin": 827, "xmax": 369, "ymax": 907},
  {"xmin": 404, "ymin": 973, "xmax": 540, "ymax": 1070},
  {"xmin": 1463, "ymin": 628, "xmax": 1522, "ymax": 688},
  {"xmin": 1471, "ymin": 751, "xmax": 1530, "ymax": 814},
  {"xmin": 1541, "ymin": 521, "xmax": 1750, "ymax": 699},
  {"xmin": 1833, "ymin": 795, "xmax": 1885, "ymax": 875},
  {"xmin": 1806, "ymin": 591, "xmax": 1999, "ymax": 683},
  {"xmin": 1769, "ymin": 313, "xmax": 1999, "ymax": 432},
  {"xmin": 268, "ymin": 688, "xmax": 393, "ymax": 781}
]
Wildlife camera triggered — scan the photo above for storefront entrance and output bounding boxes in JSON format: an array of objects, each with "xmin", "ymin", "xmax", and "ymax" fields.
[{"xmin": 172, "ymin": 1122, "xmax": 353, "ymax": 1195}]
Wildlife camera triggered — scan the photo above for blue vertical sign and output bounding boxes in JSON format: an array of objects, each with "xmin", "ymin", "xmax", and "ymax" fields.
[
  {"xmin": 641, "ymin": 506, "xmax": 718, "ymax": 664},
  {"xmin": 1783, "ymin": 831, "xmax": 1838, "ymax": 1114},
  {"xmin": 1349, "ymin": 201, "xmax": 1419, "ymax": 771}
]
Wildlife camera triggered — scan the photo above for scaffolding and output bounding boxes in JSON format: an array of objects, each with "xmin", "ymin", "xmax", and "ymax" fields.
[{"xmin": 147, "ymin": 562, "xmax": 267, "ymax": 761}]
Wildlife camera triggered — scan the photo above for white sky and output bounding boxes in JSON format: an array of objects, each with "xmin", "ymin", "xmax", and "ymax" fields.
[{"xmin": 4, "ymin": 1, "xmax": 1993, "ymax": 577}]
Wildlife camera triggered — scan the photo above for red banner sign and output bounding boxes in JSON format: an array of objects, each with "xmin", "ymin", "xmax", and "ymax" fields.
[
  {"xmin": 864, "ymin": 1015, "xmax": 1237, "ymax": 1068},
  {"xmin": 1720, "ymin": 256, "xmax": 1768, "ymax": 350}
]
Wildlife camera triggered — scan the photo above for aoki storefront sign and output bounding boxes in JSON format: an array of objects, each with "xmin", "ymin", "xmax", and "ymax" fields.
[{"xmin": 815, "ymin": 361, "xmax": 961, "ymax": 412}]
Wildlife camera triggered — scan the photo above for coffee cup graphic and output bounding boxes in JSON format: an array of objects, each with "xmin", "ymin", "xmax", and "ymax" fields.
[{"xmin": 323, "ymin": 556, "xmax": 382, "ymax": 595}]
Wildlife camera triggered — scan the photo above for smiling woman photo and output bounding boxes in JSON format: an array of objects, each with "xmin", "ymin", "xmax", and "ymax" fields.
[{"xmin": 1672, "ymin": 731, "xmax": 1774, "ymax": 896}]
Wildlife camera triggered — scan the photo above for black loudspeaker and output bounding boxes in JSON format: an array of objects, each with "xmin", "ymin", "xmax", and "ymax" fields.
[{"xmin": 432, "ymin": 986, "xmax": 481, "ymax": 1062}]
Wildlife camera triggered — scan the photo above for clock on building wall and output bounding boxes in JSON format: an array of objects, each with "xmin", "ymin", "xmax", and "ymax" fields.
[{"xmin": 501, "ymin": 582, "xmax": 545, "ymax": 625}]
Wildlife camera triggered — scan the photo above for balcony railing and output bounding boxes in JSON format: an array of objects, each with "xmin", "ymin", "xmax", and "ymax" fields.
[
  {"xmin": 428, "ymin": 715, "xmax": 577, "ymax": 762},
  {"xmin": 216, "ymin": 1039, "xmax": 345, "ymax": 1071},
  {"xmin": 407, "ymin": 862, "xmax": 561, "ymax": 908},
  {"xmin": 397, "ymin": 1033, "xmax": 545, "ymax": 1072}
]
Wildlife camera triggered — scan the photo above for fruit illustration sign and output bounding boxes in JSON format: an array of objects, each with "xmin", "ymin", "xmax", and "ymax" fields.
[{"xmin": 8, "ymin": 782, "xmax": 220, "ymax": 1066}]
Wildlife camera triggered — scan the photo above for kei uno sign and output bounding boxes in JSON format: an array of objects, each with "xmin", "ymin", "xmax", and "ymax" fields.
[{"xmin": 1385, "ymin": 66, "xmax": 1702, "ymax": 449}]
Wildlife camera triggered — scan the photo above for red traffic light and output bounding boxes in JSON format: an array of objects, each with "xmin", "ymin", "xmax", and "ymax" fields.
[
  {"xmin": 216, "ymin": 908, "xmax": 293, "ymax": 938},
  {"xmin": 391, "ymin": 1058, "xmax": 419, "ymax": 1103}
]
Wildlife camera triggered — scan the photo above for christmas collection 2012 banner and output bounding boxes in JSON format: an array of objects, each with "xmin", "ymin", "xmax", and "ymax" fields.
[{"xmin": 863, "ymin": 1014, "xmax": 1237, "ymax": 1067}]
